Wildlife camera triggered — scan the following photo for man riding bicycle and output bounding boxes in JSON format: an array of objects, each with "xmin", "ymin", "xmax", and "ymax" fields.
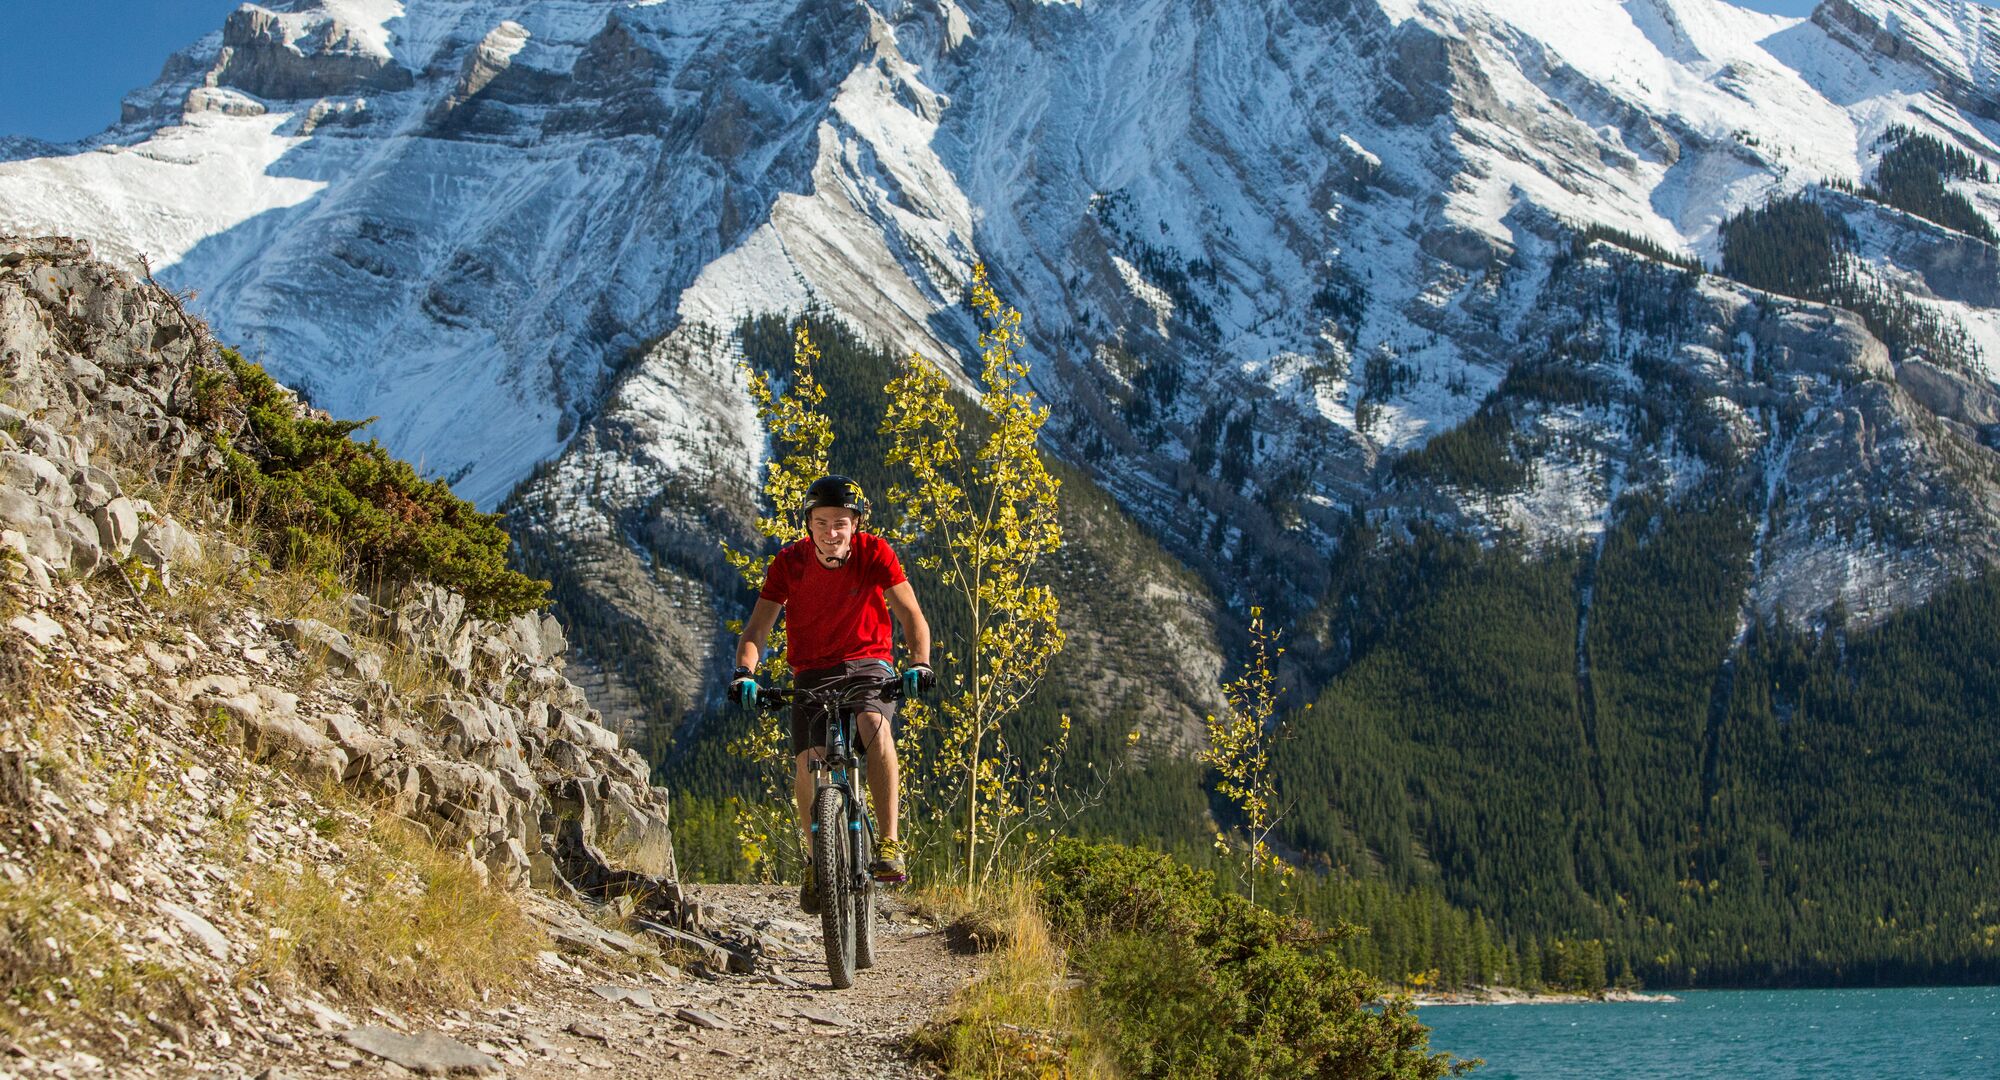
[{"xmin": 731, "ymin": 475, "xmax": 934, "ymax": 909}]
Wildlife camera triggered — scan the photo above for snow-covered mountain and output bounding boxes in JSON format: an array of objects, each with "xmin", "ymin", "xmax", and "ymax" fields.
[{"xmin": 5, "ymin": 0, "xmax": 1999, "ymax": 731}]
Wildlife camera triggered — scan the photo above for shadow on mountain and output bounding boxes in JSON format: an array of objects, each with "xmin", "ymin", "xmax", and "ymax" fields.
[{"xmin": 1758, "ymin": 17, "xmax": 1934, "ymax": 109}]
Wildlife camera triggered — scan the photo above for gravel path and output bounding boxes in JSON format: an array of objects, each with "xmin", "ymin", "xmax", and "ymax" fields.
[
  {"xmin": 6, "ymin": 880, "xmax": 981, "ymax": 1079},
  {"xmin": 494, "ymin": 884, "xmax": 979, "ymax": 1079}
]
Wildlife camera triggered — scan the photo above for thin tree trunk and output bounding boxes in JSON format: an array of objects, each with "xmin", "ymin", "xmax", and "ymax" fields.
[{"xmin": 963, "ymin": 583, "xmax": 983, "ymax": 888}]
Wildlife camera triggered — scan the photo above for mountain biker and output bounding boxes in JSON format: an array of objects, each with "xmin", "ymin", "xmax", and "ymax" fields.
[{"xmin": 730, "ymin": 474, "xmax": 934, "ymax": 910}]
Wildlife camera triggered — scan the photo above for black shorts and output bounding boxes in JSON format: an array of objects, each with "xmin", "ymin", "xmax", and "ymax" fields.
[{"xmin": 790, "ymin": 659, "xmax": 899, "ymax": 756}]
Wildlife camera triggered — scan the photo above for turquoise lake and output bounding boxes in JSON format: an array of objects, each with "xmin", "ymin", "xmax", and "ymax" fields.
[{"xmin": 1418, "ymin": 987, "xmax": 2000, "ymax": 1078}]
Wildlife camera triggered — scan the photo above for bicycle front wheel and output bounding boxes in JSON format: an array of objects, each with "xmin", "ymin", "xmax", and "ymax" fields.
[
  {"xmin": 814, "ymin": 787, "xmax": 856, "ymax": 989},
  {"xmin": 854, "ymin": 822, "xmax": 877, "ymax": 970}
]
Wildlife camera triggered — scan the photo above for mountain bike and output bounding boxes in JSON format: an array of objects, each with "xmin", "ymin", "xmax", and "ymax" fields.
[{"xmin": 750, "ymin": 672, "xmax": 905, "ymax": 989}]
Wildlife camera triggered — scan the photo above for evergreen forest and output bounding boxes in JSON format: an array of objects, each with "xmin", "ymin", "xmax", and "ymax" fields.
[{"xmin": 1281, "ymin": 506, "xmax": 2000, "ymax": 988}]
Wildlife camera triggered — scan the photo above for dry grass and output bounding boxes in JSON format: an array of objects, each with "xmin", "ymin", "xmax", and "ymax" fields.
[
  {"xmin": 240, "ymin": 792, "xmax": 545, "ymax": 1009},
  {"xmin": 908, "ymin": 879, "xmax": 1117, "ymax": 1079},
  {"xmin": 372, "ymin": 638, "xmax": 458, "ymax": 712},
  {"xmin": 0, "ymin": 760, "xmax": 538, "ymax": 1055},
  {"xmin": 0, "ymin": 858, "xmax": 201, "ymax": 1054},
  {"xmin": 0, "ymin": 627, "xmax": 79, "ymax": 747},
  {"xmin": 0, "ymin": 549, "xmax": 21, "ymax": 620},
  {"xmin": 43, "ymin": 379, "xmax": 483, "ymax": 723},
  {"xmin": 0, "ymin": 356, "xmax": 544, "ymax": 1051},
  {"xmin": 108, "ymin": 457, "xmax": 460, "ymax": 710},
  {"xmin": 571, "ymin": 889, "xmax": 675, "ymax": 973},
  {"xmin": 0, "ymin": 577, "xmax": 197, "ymax": 1055},
  {"xmin": 57, "ymin": 442, "xmax": 458, "ymax": 734},
  {"xmin": 911, "ymin": 882, "xmax": 1019, "ymax": 956},
  {"xmin": 124, "ymin": 469, "xmax": 352, "ymax": 633}
]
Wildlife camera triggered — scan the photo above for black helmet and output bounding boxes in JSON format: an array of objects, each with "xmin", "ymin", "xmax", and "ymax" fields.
[{"xmin": 801, "ymin": 474, "xmax": 869, "ymax": 525}]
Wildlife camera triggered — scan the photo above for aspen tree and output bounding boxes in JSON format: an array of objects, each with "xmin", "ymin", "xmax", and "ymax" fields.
[
  {"xmin": 1202, "ymin": 606, "xmax": 1297, "ymax": 903},
  {"xmin": 880, "ymin": 264, "xmax": 1068, "ymax": 886}
]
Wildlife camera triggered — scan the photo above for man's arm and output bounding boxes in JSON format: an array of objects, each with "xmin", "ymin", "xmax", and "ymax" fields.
[
  {"xmin": 883, "ymin": 581, "xmax": 931, "ymax": 667},
  {"xmin": 736, "ymin": 597, "xmax": 784, "ymax": 671}
]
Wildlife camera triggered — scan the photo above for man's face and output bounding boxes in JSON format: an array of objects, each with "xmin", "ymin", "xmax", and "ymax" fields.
[{"xmin": 808, "ymin": 507, "xmax": 859, "ymax": 564}]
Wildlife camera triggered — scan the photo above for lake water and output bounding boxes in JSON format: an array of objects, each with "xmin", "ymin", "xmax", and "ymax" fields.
[{"xmin": 1419, "ymin": 987, "xmax": 2000, "ymax": 1079}]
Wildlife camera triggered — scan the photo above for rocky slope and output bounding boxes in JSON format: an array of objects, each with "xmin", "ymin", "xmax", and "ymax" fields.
[
  {"xmin": 0, "ymin": 237, "xmax": 994, "ymax": 1076},
  {"xmin": 2, "ymin": 236, "xmax": 681, "ymax": 898},
  {"xmin": 3, "ymin": 0, "xmax": 2000, "ymax": 746}
]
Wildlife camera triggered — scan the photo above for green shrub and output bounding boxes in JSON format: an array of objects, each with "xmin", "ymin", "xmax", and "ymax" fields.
[
  {"xmin": 1039, "ymin": 839, "xmax": 1473, "ymax": 1079},
  {"xmin": 188, "ymin": 349, "xmax": 547, "ymax": 619}
]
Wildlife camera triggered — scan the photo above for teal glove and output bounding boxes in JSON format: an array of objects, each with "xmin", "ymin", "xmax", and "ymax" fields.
[{"xmin": 730, "ymin": 667, "xmax": 760, "ymax": 711}]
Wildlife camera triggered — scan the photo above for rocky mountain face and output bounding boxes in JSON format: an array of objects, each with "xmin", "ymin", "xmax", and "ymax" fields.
[
  {"xmin": 1409, "ymin": 219, "xmax": 2000, "ymax": 630},
  {"xmin": 2, "ymin": 0, "xmax": 1998, "ymax": 745}
]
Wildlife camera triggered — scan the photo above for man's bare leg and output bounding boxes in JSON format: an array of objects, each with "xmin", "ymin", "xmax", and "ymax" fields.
[
  {"xmin": 857, "ymin": 711, "xmax": 900, "ymax": 843},
  {"xmin": 793, "ymin": 749, "xmax": 825, "ymax": 912},
  {"xmin": 794, "ymin": 749, "xmax": 819, "ymax": 848}
]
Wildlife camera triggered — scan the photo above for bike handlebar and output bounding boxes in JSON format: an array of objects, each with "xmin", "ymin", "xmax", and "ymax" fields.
[{"xmin": 749, "ymin": 673, "xmax": 904, "ymax": 714}]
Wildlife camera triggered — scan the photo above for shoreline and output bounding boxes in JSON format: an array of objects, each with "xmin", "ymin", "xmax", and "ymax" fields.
[{"xmin": 1409, "ymin": 987, "xmax": 1681, "ymax": 1007}]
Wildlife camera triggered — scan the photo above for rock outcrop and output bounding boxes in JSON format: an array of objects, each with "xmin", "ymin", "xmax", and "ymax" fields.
[
  {"xmin": 211, "ymin": 3, "xmax": 415, "ymax": 100},
  {"xmin": 0, "ymin": 233, "xmax": 751, "ymax": 1076},
  {"xmin": 0, "ymin": 234, "xmax": 690, "ymax": 912},
  {"xmin": 1444, "ymin": 238, "xmax": 2000, "ymax": 626}
]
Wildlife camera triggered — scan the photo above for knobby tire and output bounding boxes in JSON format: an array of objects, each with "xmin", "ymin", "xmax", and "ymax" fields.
[
  {"xmin": 855, "ymin": 823, "xmax": 877, "ymax": 970},
  {"xmin": 815, "ymin": 787, "xmax": 856, "ymax": 989}
]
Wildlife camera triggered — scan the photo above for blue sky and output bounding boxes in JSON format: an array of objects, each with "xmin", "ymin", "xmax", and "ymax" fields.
[
  {"xmin": 0, "ymin": 0, "xmax": 1971, "ymax": 143},
  {"xmin": 2, "ymin": 2, "xmax": 241, "ymax": 142}
]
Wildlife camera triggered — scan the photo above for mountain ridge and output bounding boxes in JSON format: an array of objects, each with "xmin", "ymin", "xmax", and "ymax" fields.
[{"xmin": 4, "ymin": 0, "xmax": 1996, "ymax": 724}]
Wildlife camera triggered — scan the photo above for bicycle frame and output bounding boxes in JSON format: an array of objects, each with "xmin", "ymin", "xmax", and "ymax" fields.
[
  {"xmin": 815, "ymin": 704, "xmax": 874, "ymax": 890},
  {"xmin": 761, "ymin": 674, "xmax": 898, "ymax": 851},
  {"xmin": 757, "ymin": 672, "xmax": 901, "ymax": 988}
]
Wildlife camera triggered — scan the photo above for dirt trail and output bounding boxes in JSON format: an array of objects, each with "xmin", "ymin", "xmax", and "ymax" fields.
[
  {"xmin": 492, "ymin": 884, "xmax": 979, "ymax": 1079},
  {"xmin": 10, "ymin": 863, "xmax": 982, "ymax": 1079}
]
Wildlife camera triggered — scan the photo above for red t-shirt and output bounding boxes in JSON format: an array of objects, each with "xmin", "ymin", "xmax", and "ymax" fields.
[{"xmin": 758, "ymin": 531, "xmax": 907, "ymax": 671}]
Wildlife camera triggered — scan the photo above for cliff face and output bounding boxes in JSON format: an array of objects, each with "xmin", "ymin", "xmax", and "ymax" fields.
[{"xmin": 0, "ymin": 236, "xmax": 723, "ymax": 1069}]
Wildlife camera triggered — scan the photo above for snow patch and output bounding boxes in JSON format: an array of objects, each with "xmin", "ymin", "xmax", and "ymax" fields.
[
  {"xmin": 1112, "ymin": 255, "xmax": 1175, "ymax": 337},
  {"xmin": 0, "ymin": 112, "xmax": 324, "ymax": 271},
  {"xmin": 316, "ymin": 0, "xmax": 404, "ymax": 58},
  {"xmin": 1916, "ymin": 294, "xmax": 2000, "ymax": 386},
  {"xmin": 1337, "ymin": 134, "xmax": 1381, "ymax": 169},
  {"xmin": 675, "ymin": 225, "xmax": 814, "ymax": 329},
  {"xmin": 483, "ymin": 20, "xmax": 530, "ymax": 61},
  {"xmin": 1500, "ymin": 445, "xmax": 1610, "ymax": 546}
]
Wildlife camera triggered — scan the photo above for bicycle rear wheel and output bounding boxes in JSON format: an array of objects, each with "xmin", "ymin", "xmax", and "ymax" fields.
[
  {"xmin": 854, "ymin": 822, "xmax": 877, "ymax": 970},
  {"xmin": 814, "ymin": 787, "xmax": 856, "ymax": 989}
]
